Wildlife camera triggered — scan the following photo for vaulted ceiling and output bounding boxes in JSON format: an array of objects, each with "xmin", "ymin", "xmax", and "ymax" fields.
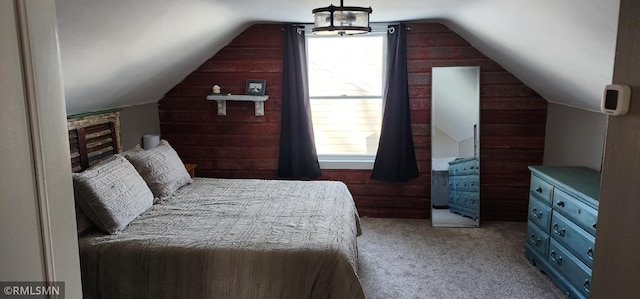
[{"xmin": 55, "ymin": 0, "xmax": 620, "ymax": 115}]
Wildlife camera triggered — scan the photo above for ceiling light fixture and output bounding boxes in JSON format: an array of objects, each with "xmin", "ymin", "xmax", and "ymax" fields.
[{"xmin": 312, "ymin": 0, "xmax": 372, "ymax": 36}]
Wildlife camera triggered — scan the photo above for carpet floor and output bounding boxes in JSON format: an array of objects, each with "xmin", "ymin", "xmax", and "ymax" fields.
[{"xmin": 357, "ymin": 217, "xmax": 565, "ymax": 299}]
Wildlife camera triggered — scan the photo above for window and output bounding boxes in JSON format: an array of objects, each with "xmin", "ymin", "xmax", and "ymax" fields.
[{"xmin": 306, "ymin": 33, "xmax": 386, "ymax": 169}]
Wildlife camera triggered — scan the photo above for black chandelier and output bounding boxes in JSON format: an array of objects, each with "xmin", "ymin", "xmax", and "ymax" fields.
[{"xmin": 312, "ymin": 0, "xmax": 372, "ymax": 36}]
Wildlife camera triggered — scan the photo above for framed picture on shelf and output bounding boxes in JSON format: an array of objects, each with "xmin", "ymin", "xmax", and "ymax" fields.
[{"xmin": 245, "ymin": 79, "xmax": 266, "ymax": 96}]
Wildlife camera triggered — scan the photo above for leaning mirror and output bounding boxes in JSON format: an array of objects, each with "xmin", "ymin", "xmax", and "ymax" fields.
[{"xmin": 431, "ymin": 66, "xmax": 480, "ymax": 227}]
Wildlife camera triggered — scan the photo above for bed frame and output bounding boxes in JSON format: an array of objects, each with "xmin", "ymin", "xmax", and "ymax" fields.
[
  {"xmin": 67, "ymin": 110, "xmax": 122, "ymax": 172},
  {"xmin": 69, "ymin": 111, "xmax": 365, "ymax": 299}
]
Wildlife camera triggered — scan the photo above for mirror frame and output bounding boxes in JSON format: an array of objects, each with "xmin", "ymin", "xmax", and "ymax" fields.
[{"xmin": 430, "ymin": 66, "xmax": 480, "ymax": 228}]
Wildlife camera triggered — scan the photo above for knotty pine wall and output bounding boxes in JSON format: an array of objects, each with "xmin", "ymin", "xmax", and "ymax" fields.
[{"xmin": 158, "ymin": 23, "xmax": 547, "ymax": 221}]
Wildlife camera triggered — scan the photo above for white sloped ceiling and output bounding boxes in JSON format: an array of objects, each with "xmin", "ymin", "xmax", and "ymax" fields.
[{"xmin": 55, "ymin": 0, "xmax": 619, "ymax": 115}]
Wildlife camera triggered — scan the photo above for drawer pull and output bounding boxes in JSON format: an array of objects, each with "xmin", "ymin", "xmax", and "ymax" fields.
[
  {"xmin": 587, "ymin": 247, "xmax": 594, "ymax": 260},
  {"xmin": 535, "ymin": 187, "xmax": 543, "ymax": 193},
  {"xmin": 593, "ymin": 223, "xmax": 597, "ymax": 229},
  {"xmin": 531, "ymin": 208, "xmax": 543, "ymax": 219},
  {"xmin": 552, "ymin": 224, "xmax": 566, "ymax": 236},
  {"xmin": 530, "ymin": 233, "xmax": 541, "ymax": 245},
  {"xmin": 556, "ymin": 201, "xmax": 565, "ymax": 207},
  {"xmin": 550, "ymin": 250, "xmax": 563, "ymax": 265},
  {"xmin": 584, "ymin": 280, "xmax": 591, "ymax": 293}
]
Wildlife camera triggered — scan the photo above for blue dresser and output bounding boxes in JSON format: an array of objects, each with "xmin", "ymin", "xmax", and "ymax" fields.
[
  {"xmin": 448, "ymin": 157, "xmax": 479, "ymax": 220},
  {"xmin": 525, "ymin": 166, "xmax": 600, "ymax": 299}
]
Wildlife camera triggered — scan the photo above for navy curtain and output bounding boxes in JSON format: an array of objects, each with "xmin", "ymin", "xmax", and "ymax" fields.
[
  {"xmin": 277, "ymin": 25, "xmax": 322, "ymax": 179},
  {"xmin": 370, "ymin": 23, "xmax": 419, "ymax": 183}
]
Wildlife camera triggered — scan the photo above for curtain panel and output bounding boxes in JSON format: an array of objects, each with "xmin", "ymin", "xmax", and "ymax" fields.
[
  {"xmin": 370, "ymin": 23, "xmax": 419, "ymax": 183},
  {"xmin": 277, "ymin": 24, "xmax": 322, "ymax": 179}
]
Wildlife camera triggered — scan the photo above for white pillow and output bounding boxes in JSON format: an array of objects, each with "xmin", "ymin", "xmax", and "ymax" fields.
[
  {"xmin": 121, "ymin": 144, "xmax": 143, "ymax": 156},
  {"xmin": 75, "ymin": 205, "xmax": 94, "ymax": 235},
  {"xmin": 73, "ymin": 155, "xmax": 154, "ymax": 234},
  {"xmin": 123, "ymin": 140, "xmax": 192, "ymax": 201}
]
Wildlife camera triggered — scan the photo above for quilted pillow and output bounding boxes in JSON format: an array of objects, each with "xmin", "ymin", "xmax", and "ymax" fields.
[
  {"xmin": 123, "ymin": 139, "xmax": 192, "ymax": 201},
  {"xmin": 75, "ymin": 205, "xmax": 94, "ymax": 235},
  {"xmin": 73, "ymin": 155, "xmax": 154, "ymax": 234},
  {"xmin": 121, "ymin": 144, "xmax": 143, "ymax": 156}
]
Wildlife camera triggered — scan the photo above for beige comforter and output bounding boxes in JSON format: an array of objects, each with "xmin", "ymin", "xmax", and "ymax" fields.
[{"xmin": 78, "ymin": 178, "xmax": 364, "ymax": 299}]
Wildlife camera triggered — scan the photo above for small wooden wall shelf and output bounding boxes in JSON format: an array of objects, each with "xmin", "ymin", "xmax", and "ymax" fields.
[{"xmin": 206, "ymin": 95, "xmax": 269, "ymax": 116}]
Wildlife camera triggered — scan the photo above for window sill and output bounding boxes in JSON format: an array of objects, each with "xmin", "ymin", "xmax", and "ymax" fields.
[{"xmin": 318, "ymin": 159, "xmax": 374, "ymax": 170}]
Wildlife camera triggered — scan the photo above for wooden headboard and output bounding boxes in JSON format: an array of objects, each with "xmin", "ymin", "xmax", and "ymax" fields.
[{"xmin": 67, "ymin": 111, "xmax": 122, "ymax": 172}]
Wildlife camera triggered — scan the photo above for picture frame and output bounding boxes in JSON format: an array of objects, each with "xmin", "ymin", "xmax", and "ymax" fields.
[{"xmin": 245, "ymin": 79, "xmax": 266, "ymax": 96}]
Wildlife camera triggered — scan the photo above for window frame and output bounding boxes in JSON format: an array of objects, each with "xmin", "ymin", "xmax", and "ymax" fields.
[{"xmin": 305, "ymin": 24, "xmax": 389, "ymax": 170}]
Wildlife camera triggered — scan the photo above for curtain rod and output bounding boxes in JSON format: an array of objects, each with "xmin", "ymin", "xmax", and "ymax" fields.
[{"xmin": 282, "ymin": 23, "xmax": 412, "ymax": 33}]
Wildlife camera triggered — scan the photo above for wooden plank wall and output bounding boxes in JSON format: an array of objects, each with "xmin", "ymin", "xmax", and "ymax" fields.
[{"xmin": 158, "ymin": 22, "xmax": 547, "ymax": 221}]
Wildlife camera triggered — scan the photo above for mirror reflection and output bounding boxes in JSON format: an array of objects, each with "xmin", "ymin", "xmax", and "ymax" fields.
[{"xmin": 431, "ymin": 66, "xmax": 480, "ymax": 227}]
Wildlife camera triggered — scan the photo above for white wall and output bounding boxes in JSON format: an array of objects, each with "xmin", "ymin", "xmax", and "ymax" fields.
[
  {"xmin": 592, "ymin": 0, "xmax": 640, "ymax": 295},
  {"xmin": 543, "ymin": 103, "xmax": 607, "ymax": 171},
  {"xmin": 0, "ymin": 0, "xmax": 46, "ymax": 281},
  {"xmin": 459, "ymin": 136, "xmax": 475, "ymax": 158},
  {"xmin": 432, "ymin": 127, "xmax": 459, "ymax": 158},
  {"xmin": 0, "ymin": 1, "xmax": 81, "ymax": 296},
  {"xmin": 119, "ymin": 102, "xmax": 161, "ymax": 150}
]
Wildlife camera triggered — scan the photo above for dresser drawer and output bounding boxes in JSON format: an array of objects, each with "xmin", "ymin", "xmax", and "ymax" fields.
[
  {"xmin": 448, "ymin": 193, "xmax": 456, "ymax": 205},
  {"xmin": 463, "ymin": 191, "xmax": 478, "ymax": 208},
  {"xmin": 448, "ymin": 177, "xmax": 456, "ymax": 190},
  {"xmin": 530, "ymin": 174, "xmax": 553, "ymax": 204},
  {"xmin": 553, "ymin": 189, "xmax": 598, "ymax": 236},
  {"xmin": 455, "ymin": 191, "xmax": 474, "ymax": 208},
  {"xmin": 450, "ymin": 176, "xmax": 464, "ymax": 191},
  {"xmin": 548, "ymin": 239, "xmax": 592, "ymax": 298},
  {"xmin": 458, "ymin": 176, "xmax": 471, "ymax": 191},
  {"xmin": 467, "ymin": 175, "xmax": 479, "ymax": 191},
  {"xmin": 448, "ymin": 164, "xmax": 461, "ymax": 176},
  {"xmin": 448, "ymin": 158, "xmax": 479, "ymax": 175},
  {"xmin": 527, "ymin": 221, "xmax": 549, "ymax": 257},
  {"xmin": 451, "ymin": 175, "xmax": 478, "ymax": 192},
  {"xmin": 528, "ymin": 196, "xmax": 552, "ymax": 231},
  {"xmin": 550, "ymin": 213, "xmax": 595, "ymax": 268}
]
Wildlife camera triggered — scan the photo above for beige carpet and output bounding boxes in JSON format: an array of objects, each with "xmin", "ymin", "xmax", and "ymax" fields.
[{"xmin": 357, "ymin": 217, "xmax": 565, "ymax": 299}]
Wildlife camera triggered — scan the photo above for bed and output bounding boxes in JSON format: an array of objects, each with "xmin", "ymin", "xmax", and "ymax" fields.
[
  {"xmin": 69, "ymin": 112, "xmax": 364, "ymax": 299},
  {"xmin": 431, "ymin": 157, "xmax": 458, "ymax": 208}
]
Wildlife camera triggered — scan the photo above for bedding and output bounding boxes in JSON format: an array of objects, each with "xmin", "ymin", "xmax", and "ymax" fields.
[
  {"xmin": 432, "ymin": 170, "xmax": 450, "ymax": 208},
  {"xmin": 72, "ymin": 155, "xmax": 154, "ymax": 234},
  {"xmin": 432, "ymin": 157, "xmax": 458, "ymax": 208},
  {"xmin": 123, "ymin": 140, "xmax": 192, "ymax": 201},
  {"xmin": 74, "ymin": 205, "xmax": 94, "ymax": 235},
  {"xmin": 431, "ymin": 157, "xmax": 458, "ymax": 171},
  {"xmin": 78, "ymin": 178, "xmax": 364, "ymax": 299}
]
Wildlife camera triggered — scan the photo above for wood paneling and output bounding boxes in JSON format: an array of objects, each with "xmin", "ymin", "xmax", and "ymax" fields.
[
  {"xmin": 403, "ymin": 23, "xmax": 546, "ymax": 221},
  {"xmin": 158, "ymin": 23, "xmax": 546, "ymax": 221},
  {"xmin": 159, "ymin": 23, "xmax": 284, "ymax": 185}
]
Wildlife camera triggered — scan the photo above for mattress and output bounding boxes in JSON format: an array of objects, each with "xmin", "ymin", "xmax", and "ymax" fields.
[
  {"xmin": 432, "ymin": 157, "xmax": 458, "ymax": 171},
  {"xmin": 432, "ymin": 170, "xmax": 450, "ymax": 208},
  {"xmin": 78, "ymin": 178, "xmax": 364, "ymax": 299}
]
